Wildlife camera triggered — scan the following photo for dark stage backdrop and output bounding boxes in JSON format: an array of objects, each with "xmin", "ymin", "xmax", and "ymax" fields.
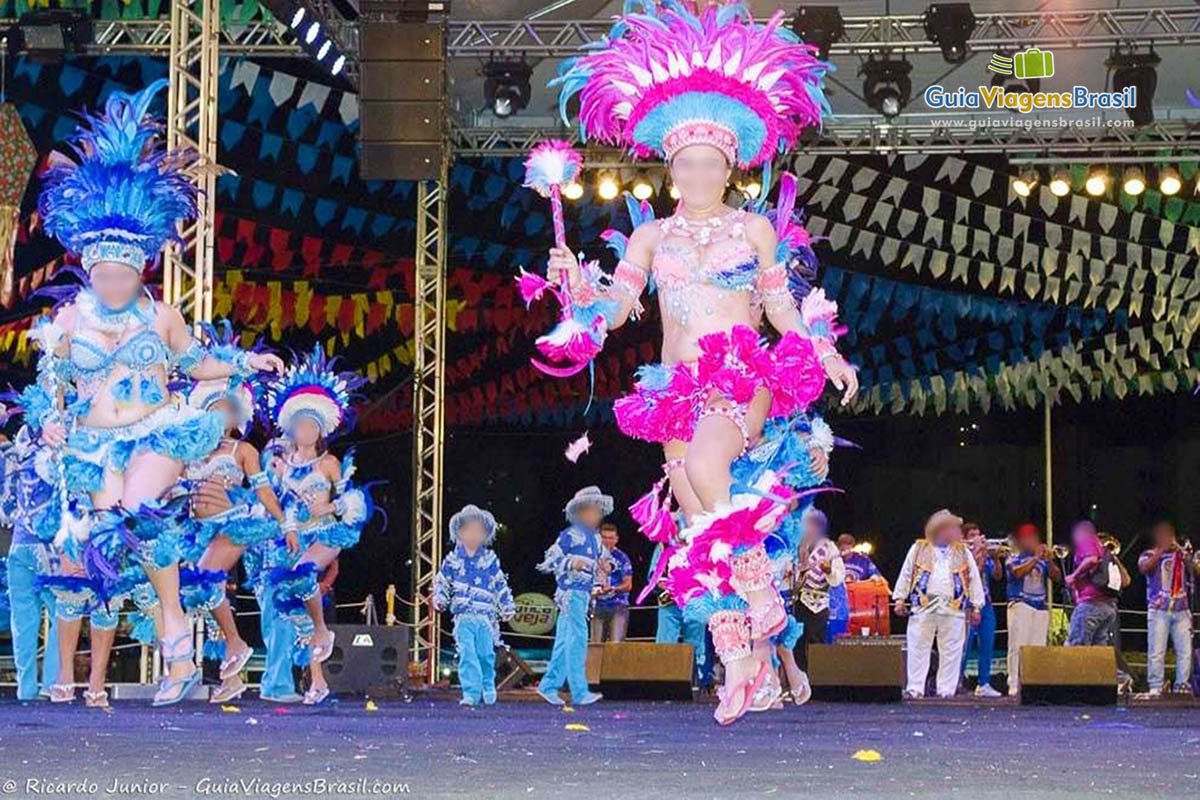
[{"xmin": 340, "ymin": 390, "xmax": 1200, "ymax": 643}]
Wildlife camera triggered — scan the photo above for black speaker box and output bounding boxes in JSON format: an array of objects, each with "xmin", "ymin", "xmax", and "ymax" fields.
[
  {"xmin": 1020, "ymin": 646, "xmax": 1117, "ymax": 706},
  {"xmin": 323, "ymin": 624, "xmax": 409, "ymax": 695},
  {"xmin": 808, "ymin": 641, "xmax": 904, "ymax": 702}
]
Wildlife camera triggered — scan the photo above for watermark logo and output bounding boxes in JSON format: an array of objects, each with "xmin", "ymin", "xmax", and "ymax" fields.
[{"xmin": 988, "ymin": 48, "xmax": 1055, "ymax": 79}]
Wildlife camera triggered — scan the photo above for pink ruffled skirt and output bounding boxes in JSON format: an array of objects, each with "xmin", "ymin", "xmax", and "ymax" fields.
[{"xmin": 613, "ymin": 325, "xmax": 826, "ymax": 444}]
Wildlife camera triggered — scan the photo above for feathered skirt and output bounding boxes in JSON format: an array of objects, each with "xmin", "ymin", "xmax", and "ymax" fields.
[{"xmin": 613, "ymin": 325, "xmax": 826, "ymax": 445}]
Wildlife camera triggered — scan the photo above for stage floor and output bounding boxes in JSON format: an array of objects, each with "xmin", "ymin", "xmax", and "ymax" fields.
[{"xmin": 0, "ymin": 697, "xmax": 1197, "ymax": 799}]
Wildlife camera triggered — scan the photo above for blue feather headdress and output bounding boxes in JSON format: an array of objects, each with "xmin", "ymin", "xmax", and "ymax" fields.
[
  {"xmin": 38, "ymin": 79, "xmax": 199, "ymax": 274},
  {"xmin": 265, "ymin": 346, "xmax": 365, "ymax": 438},
  {"xmin": 185, "ymin": 322, "xmax": 264, "ymax": 433}
]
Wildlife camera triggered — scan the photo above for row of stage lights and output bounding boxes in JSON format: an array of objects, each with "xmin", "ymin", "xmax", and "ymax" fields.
[
  {"xmin": 557, "ymin": 173, "xmax": 764, "ymax": 203},
  {"xmin": 264, "ymin": 0, "xmax": 347, "ymax": 77},
  {"xmin": 1011, "ymin": 165, "xmax": 1198, "ymax": 199}
]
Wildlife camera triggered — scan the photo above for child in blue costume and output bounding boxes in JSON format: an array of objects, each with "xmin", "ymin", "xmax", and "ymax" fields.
[
  {"xmin": 29, "ymin": 81, "xmax": 284, "ymax": 706},
  {"xmin": 178, "ymin": 354, "xmax": 287, "ymax": 704},
  {"xmin": 263, "ymin": 348, "xmax": 374, "ymax": 705},
  {"xmin": 536, "ymin": 486, "xmax": 612, "ymax": 706},
  {"xmin": 1, "ymin": 426, "xmax": 60, "ymax": 701},
  {"xmin": 433, "ymin": 505, "xmax": 516, "ymax": 706}
]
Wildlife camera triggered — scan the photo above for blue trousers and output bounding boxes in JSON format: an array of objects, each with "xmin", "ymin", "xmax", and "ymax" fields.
[
  {"xmin": 961, "ymin": 603, "xmax": 996, "ymax": 685},
  {"xmin": 258, "ymin": 586, "xmax": 297, "ymax": 698},
  {"xmin": 1148, "ymin": 607, "xmax": 1193, "ymax": 691},
  {"xmin": 656, "ymin": 603, "xmax": 714, "ymax": 687},
  {"xmin": 455, "ymin": 616, "xmax": 498, "ymax": 704},
  {"xmin": 539, "ymin": 590, "xmax": 591, "ymax": 702},
  {"xmin": 7, "ymin": 544, "xmax": 59, "ymax": 700}
]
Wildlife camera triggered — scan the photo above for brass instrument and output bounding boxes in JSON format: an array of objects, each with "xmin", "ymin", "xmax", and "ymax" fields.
[
  {"xmin": 657, "ymin": 589, "xmax": 673, "ymax": 607},
  {"xmin": 985, "ymin": 536, "xmax": 1015, "ymax": 558},
  {"xmin": 1051, "ymin": 544, "xmax": 1070, "ymax": 560},
  {"xmin": 1099, "ymin": 534, "xmax": 1121, "ymax": 556},
  {"xmin": 851, "ymin": 541, "xmax": 874, "ymax": 556}
]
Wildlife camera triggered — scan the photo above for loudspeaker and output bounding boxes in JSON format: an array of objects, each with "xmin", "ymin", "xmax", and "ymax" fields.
[
  {"xmin": 1019, "ymin": 646, "xmax": 1117, "ymax": 705},
  {"xmin": 359, "ymin": 21, "xmax": 445, "ymax": 180},
  {"xmin": 323, "ymin": 624, "xmax": 409, "ymax": 694},
  {"xmin": 808, "ymin": 641, "xmax": 904, "ymax": 702},
  {"xmin": 591, "ymin": 642, "xmax": 694, "ymax": 700}
]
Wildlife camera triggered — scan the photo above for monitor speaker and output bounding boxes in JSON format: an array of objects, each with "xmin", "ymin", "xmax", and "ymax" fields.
[
  {"xmin": 808, "ymin": 641, "xmax": 904, "ymax": 702},
  {"xmin": 322, "ymin": 624, "xmax": 409, "ymax": 695},
  {"xmin": 1019, "ymin": 646, "xmax": 1117, "ymax": 705},
  {"xmin": 593, "ymin": 642, "xmax": 694, "ymax": 701}
]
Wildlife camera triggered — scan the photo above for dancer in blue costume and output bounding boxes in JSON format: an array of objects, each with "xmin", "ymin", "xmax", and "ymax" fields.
[
  {"xmin": 29, "ymin": 81, "xmax": 283, "ymax": 705},
  {"xmin": 178, "ymin": 332, "xmax": 287, "ymax": 703},
  {"xmin": 263, "ymin": 347, "xmax": 373, "ymax": 705}
]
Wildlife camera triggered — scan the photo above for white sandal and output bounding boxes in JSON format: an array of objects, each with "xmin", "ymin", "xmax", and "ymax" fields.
[
  {"xmin": 83, "ymin": 689, "xmax": 110, "ymax": 709},
  {"xmin": 49, "ymin": 684, "xmax": 76, "ymax": 704},
  {"xmin": 219, "ymin": 645, "xmax": 253, "ymax": 681},
  {"xmin": 210, "ymin": 678, "xmax": 248, "ymax": 704},
  {"xmin": 302, "ymin": 686, "xmax": 330, "ymax": 705}
]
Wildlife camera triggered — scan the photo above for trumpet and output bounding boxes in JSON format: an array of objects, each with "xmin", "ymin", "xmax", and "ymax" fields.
[
  {"xmin": 851, "ymin": 541, "xmax": 875, "ymax": 556},
  {"xmin": 1099, "ymin": 534, "xmax": 1122, "ymax": 556},
  {"xmin": 1051, "ymin": 544, "xmax": 1070, "ymax": 560},
  {"xmin": 984, "ymin": 536, "xmax": 1016, "ymax": 558}
]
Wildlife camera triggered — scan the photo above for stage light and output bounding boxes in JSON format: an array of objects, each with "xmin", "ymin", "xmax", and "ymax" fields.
[
  {"xmin": 562, "ymin": 180, "xmax": 584, "ymax": 201},
  {"xmin": 1108, "ymin": 49, "xmax": 1160, "ymax": 126},
  {"xmin": 484, "ymin": 60, "xmax": 532, "ymax": 118},
  {"xmin": 1122, "ymin": 166, "xmax": 1145, "ymax": 196},
  {"xmin": 791, "ymin": 6, "xmax": 844, "ymax": 60},
  {"xmin": 632, "ymin": 174, "xmax": 654, "ymax": 201},
  {"xmin": 1048, "ymin": 169, "xmax": 1072, "ymax": 197},
  {"xmin": 10, "ymin": 9, "xmax": 93, "ymax": 56},
  {"xmin": 989, "ymin": 65, "xmax": 1040, "ymax": 113},
  {"xmin": 1011, "ymin": 168, "xmax": 1038, "ymax": 198},
  {"xmin": 739, "ymin": 179, "xmax": 762, "ymax": 199},
  {"xmin": 316, "ymin": 38, "xmax": 331, "ymax": 60},
  {"xmin": 861, "ymin": 58, "xmax": 912, "ymax": 119},
  {"xmin": 331, "ymin": 54, "xmax": 346, "ymax": 75},
  {"xmin": 1158, "ymin": 166, "xmax": 1182, "ymax": 196},
  {"xmin": 923, "ymin": 3, "xmax": 975, "ymax": 64},
  {"xmin": 597, "ymin": 173, "xmax": 620, "ymax": 201},
  {"xmin": 668, "ymin": 184, "xmax": 681, "ymax": 201},
  {"xmin": 1085, "ymin": 166, "xmax": 1109, "ymax": 196},
  {"xmin": 304, "ymin": 19, "xmax": 320, "ymax": 44},
  {"xmin": 289, "ymin": 6, "xmax": 305, "ymax": 28}
]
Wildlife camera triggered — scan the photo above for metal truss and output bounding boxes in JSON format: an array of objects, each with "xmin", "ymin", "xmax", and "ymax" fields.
[
  {"xmin": 410, "ymin": 167, "xmax": 449, "ymax": 683},
  {"xmin": 163, "ymin": 0, "xmax": 219, "ymax": 326},
  {"xmin": 444, "ymin": 6, "xmax": 1200, "ymax": 57},
  {"xmin": 8, "ymin": 5, "xmax": 1198, "ymax": 59},
  {"xmin": 448, "ymin": 118, "xmax": 1200, "ymax": 159}
]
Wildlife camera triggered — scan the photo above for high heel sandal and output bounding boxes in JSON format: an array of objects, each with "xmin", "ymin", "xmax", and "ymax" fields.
[
  {"xmin": 219, "ymin": 645, "xmax": 253, "ymax": 681},
  {"xmin": 49, "ymin": 684, "xmax": 76, "ymax": 704},
  {"xmin": 311, "ymin": 630, "xmax": 336, "ymax": 665},
  {"xmin": 152, "ymin": 631, "xmax": 201, "ymax": 707}
]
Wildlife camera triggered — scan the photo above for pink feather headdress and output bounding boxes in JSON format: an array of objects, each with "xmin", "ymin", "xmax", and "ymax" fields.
[{"xmin": 551, "ymin": 0, "xmax": 831, "ymax": 169}]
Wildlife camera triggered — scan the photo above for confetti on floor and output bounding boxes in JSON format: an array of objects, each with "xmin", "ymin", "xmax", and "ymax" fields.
[
  {"xmin": 564, "ymin": 723, "xmax": 590, "ymax": 732},
  {"xmin": 852, "ymin": 749, "xmax": 882, "ymax": 762}
]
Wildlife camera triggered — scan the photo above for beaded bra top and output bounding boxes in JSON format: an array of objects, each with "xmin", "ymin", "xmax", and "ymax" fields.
[
  {"xmin": 651, "ymin": 209, "xmax": 758, "ymax": 327},
  {"xmin": 69, "ymin": 293, "xmax": 170, "ymax": 405}
]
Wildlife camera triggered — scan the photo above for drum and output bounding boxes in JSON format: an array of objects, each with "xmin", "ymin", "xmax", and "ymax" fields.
[{"xmin": 845, "ymin": 578, "xmax": 891, "ymax": 637}]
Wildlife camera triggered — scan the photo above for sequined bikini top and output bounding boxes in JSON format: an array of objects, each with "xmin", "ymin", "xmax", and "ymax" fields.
[
  {"xmin": 70, "ymin": 328, "xmax": 170, "ymax": 375},
  {"xmin": 651, "ymin": 210, "xmax": 759, "ymax": 325},
  {"xmin": 282, "ymin": 456, "xmax": 332, "ymax": 498},
  {"xmin": 186, "ymin": 441, "xmax": 245, "ymax": 484}
]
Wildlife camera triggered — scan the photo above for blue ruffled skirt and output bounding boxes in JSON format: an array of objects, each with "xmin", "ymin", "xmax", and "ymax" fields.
[{"xmin": 64, "ymin": 402, "xmax": 223, "ymax": 494}]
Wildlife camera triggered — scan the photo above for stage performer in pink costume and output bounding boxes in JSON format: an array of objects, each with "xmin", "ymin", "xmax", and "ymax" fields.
[{"xmin": 534, "ymin": 0, "xmax": 857, "ymax": 724}]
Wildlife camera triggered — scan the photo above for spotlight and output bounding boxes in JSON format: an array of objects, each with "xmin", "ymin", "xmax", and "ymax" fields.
[
  {"xmin": 1048, "ymin": 169, "xmax": 1072, "ymax": 197},
  {"xmin": 289, "ymin": 6, "xmax": 305, "ymax": 28},
  {"xmin": 990, "ymin": 64, "xmax": 1040, "ymax": 114},
  {"xmin": 10, "ymin": 9, "xmax": 93, "ymax": 57},
  {"xmin": 304, "ymin": 19, "xmax": 320, "ymax": 44},
  {"xmin": 1011, "ymin": 168, "xmax": 1038, "ymax": 198},
  {"xmin": 483, "ymin": 59, "xmax": 532, "ymax": 118},
  {"xmin": 597, "ymin": 173, "xmax": 620, "ymax": 201},
  {"xmin": 923, "ymin": 3, "xmax": 975, "ymax": 64},
  {"xmin": 668, "ymin": 184, "xmax": 681, "ymax": 201},
  {"xmin": 632, "ymin": 174, "xmax": 654, "ymax": 201},
  {"xmin": 1158, "ymin": 166, "xmax": 1182, "ymax": 196},
  {"xmin": 861, "ymin": 58, "xmax": 912, "ymax": 119},
  {"xmin": 562, "ymin": 180, "xmax": 584, "ymax": 201},
  {"xmin": 331, "ymin": 54, "xmax": 346, "ymax": 75},
  {"xmin": 1085, "ymin": 166, "xmax": 1109, "ymax": 197},
  {"xmin": 739, "ymin": 179, "xmax": 762, "ymax": 199},
  {"xmin": 791, "ymin": 6, "xmax": 844, "ymax": 60},
  {"xmin": 1122, "ymin": 166, "xmax": 1145, "ymax": 196},
  {"xmin": 1108, "ymin": 49, "xmax": 1160, "ymax": 126},
  {"xmin": 316, "ymin": 38, "xmax": 331, "ymax": 60}
]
